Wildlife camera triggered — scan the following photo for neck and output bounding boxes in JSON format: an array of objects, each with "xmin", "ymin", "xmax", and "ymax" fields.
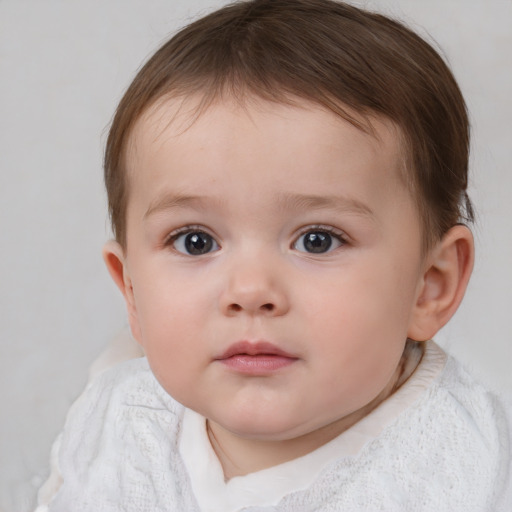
[{"xmin": 208, "ymin": 340, "xmax": 424, "ymax": 480}]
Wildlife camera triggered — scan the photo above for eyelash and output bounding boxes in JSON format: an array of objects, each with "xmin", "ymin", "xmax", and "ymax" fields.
[
  {"xmin": 295, "ymin": 225, "xmax": 347, "ymax": 241},
  {"xmin": 293, "ymin": 225, "xmax": 348, "ymax": 249},
  {"xmin": 163, "ymin": 224, "xmax": 349, "ymax": 254},
  {"xmin": 164, "ymin": 224, "xmax": 218, "ymax": 246}
]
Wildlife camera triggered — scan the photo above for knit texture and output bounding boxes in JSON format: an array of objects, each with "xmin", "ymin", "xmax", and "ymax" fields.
[{"xmin": 44, "ymin": 354, "xmax": 511, "ymax": 511}]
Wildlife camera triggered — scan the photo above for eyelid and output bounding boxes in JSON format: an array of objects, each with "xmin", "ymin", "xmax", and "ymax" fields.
[
  {"xmin": 162, "ymin": 224, "xmax": 349, "ymax": 252},
  {"xmin": 292, "ymin": 224, "xmax": 349, "ymax": 253},
  {"xmin": 294, "ymin": 224, "xmax": 349, "ymax": 242},
  {"xmin": 164, "ymin": 224, "xmax": 221, "ymax": 248}
]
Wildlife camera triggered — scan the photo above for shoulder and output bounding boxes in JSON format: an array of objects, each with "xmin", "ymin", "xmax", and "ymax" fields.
[
  {"xmin": 58, "ymin": 356, "xmax": 185, "ymax": 457},
  {"xmin": 62, "ymin": 357, "xmax": 183, "ymax": 432},
  {"xmin": 368, "ymin": 352, "xmax": 512, "ymax": 511},
  {"xmin": 46, "ymin": 358, "xmax": 191, "ymax": 511},
  {"xmin": 428, "ymin": 355, "xmax": 510, "ymax": 458},
  {"xmin": 422, "ymin": 355, "xmax": 512, "ymax": 509}
]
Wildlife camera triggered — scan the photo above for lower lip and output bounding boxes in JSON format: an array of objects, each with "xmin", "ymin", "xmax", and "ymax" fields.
[{"xmin": 219, "ymin": 354, "xmax": 297, "ymax": 374}]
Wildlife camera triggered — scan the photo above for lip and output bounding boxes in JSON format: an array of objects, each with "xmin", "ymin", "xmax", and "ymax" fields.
[
  {"xmin": 218, "ymin": 341, "xmax": 295, "ymax": 359},
  {"xmin": 215, "ymin": 341, "xmax": 298, "ymax": 375}
]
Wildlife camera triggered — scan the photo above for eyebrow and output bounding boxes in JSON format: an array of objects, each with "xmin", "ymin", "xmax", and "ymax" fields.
[
  {"xmin": 144, "ymin": 191, "xmax": 374, "ymax": 219},
  {"xmin": 275, "ymin": 192, "xmax": 375, "ymax": 218},
  {"xmin": 144, "ymin": 194, "xmax": 217, "ymax": 219}
]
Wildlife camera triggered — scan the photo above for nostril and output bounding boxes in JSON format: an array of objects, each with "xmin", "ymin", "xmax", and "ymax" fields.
[{"xmin": 226, "ymin": 302, "xmax": 275, "ymax": 314}]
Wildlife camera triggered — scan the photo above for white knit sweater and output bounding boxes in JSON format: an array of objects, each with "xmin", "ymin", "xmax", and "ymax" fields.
[{"xmin": 38, "ymin": 342, "xmax": 512, "ymax": 511}]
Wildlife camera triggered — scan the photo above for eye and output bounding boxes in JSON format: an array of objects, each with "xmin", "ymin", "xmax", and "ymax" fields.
[
  {"xmin": 293, "ymin": 229, "xmax": 344, "ymax": 254},
  {"xmin": 172, "ymin": 230, "xmax": 219, "ymax": 255}
]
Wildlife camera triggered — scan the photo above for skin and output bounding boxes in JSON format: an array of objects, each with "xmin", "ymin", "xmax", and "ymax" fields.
[{"xmin": 104, "ymin": 95, "xmax": 474, "ymax": 478}]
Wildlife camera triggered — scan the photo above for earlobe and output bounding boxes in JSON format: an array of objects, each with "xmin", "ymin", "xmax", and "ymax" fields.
[
  {"xmin": 102, "ymin": 240, "xmax": 142, "ymax": 343},
  {"xmin": 408, "ymin": 225, "xmax": 474, "ymax": 341}
]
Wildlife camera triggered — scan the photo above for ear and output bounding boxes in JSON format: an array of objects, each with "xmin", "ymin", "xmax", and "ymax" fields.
[
  {"xmin": 407, "ymin": 225, "xmax": 474, "ymax": 341},
  {"xmin": 102, "ymin": 240, "xmax": 142, "ymax": 344}
]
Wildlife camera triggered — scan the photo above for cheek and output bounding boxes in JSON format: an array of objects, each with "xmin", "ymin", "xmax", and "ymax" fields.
[
  {"xmin": 304, "ymin": 259, "xmax": 415, "ymax": 330},
  {"xmin": 135, "ymin": 289, "xmax": 202, "ymax": 400},
  {"xmin": 302, "ymin": 259, "xmax": 418, "ymax": 385},
  {"xmin": 133, "ymin": 258, "xmax": 201, "ymax": 319},
  {"xmin": 129, "ymin": 267, "xmax": 192, "ymax": 355},
  {"xmin": 130, "ymin": 262, "xmax": 220, "ymax": 365}
]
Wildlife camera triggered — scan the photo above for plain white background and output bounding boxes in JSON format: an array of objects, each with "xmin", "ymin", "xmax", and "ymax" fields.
[{"xmin": 0, "ymin": 1, "xmax": 510, "ymax": 510}]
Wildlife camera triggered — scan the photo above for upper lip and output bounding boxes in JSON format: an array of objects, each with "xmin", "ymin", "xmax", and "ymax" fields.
[{"xmin": 216, "ymin": 341, "xmax": 297, "ymax": 360}]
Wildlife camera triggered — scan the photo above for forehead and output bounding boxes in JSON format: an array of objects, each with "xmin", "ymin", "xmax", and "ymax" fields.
[{"xmin": 126, "ymin": 94, "xmax": 406, "ymax": 188}]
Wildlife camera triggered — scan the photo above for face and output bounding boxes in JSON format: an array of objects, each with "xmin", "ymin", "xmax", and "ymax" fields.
[{"xmin": 119, "ymin": 96, "xmax": 427, "ymax": 442}]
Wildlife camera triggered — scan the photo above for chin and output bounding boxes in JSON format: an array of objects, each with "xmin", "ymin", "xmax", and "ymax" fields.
[{"xmin": 213, "ymin": 411, "xmax": 318, "ymax": 441}]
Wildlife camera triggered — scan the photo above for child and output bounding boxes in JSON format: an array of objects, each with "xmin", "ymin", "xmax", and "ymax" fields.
[{"xmin": 37, "ymin": 0, "xmax": 511, "ymax": 510}]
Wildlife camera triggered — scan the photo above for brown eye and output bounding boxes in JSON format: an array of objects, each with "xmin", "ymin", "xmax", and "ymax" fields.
[
  {"xmin": 173, "ymin": 231, "xmax": 219, "ymax": 255},
  {"xmin": 294, "ymin": 230, "xmax": 343, "ymax": 254}
]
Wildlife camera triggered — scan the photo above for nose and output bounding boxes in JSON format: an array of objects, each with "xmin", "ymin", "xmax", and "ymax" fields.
[{"xmin": 219, "ymin": 256, "xmax": 290, "ymax": 317}]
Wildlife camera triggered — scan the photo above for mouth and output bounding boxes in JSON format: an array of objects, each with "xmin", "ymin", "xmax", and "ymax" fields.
[{"xmin": 215, "ymin": 341, "xmax": 298, "ymax": 375}]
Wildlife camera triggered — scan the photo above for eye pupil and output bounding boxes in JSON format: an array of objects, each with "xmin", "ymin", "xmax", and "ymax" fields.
[
  {"xmin": 185, "ymin": 232, "xmax": 213, "ymax": 255},
  {"xmin": 304, "ymin": 232, "xmax": 332, "ymax": 253}
]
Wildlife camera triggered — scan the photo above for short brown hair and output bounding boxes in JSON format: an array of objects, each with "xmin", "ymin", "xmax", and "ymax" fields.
[{"xmin": 105, "ymin": 0, "xmax": 474, "ymax": 249}]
